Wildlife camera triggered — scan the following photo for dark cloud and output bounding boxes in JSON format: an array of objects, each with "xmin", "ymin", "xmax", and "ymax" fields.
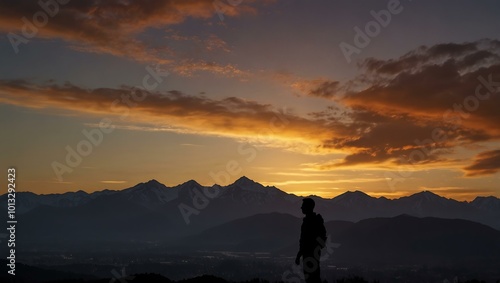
[
  {"xmin": 345, "ymin": 39, "xmax": 500, "ymax": 139},
  {"xmin": 319, "ymin": 111, "xmax": 463, "ymax": 167},
  {"xmin": 2, "ymin": 37, "xmax": 500, "ymax": 171},
  {"xmin": 289, "ymin": 79, "xmax": 341, "ymax": 98},
  {"xmin": 464, "ymin": 150, "xmax": 500, "ymax": 176},
  {"xmin": 360, "ymin": 40, "xmax": 499, "ymax": 75},
  {"xmin": 313, "ymin": 40, "xmax": 500, "ymax": 168},
  {"xmin": 309, "ymin": 80, "xmax": 340, "ymax": 98},
  {"xmin": 0, "ymin": 0, "xmax": 262, "ymax": 75}
]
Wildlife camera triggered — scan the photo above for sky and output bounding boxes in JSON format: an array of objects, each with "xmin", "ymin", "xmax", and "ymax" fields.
[{"xmin": 1, "ymin": 0, "xmax": 500, "ymax": 200}]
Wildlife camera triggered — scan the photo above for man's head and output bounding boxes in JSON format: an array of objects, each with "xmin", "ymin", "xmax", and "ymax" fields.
[{"xmin": 301, "ymin": 198, "xmax": 315, "ymax": 215}]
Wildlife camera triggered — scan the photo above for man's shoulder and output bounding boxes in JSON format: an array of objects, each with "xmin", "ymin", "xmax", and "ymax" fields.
[{"xmin": 304, "ymin": 213, "xmax": 324, "ymax": 222}]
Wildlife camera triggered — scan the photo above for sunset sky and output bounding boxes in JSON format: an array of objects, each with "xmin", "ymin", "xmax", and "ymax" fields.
[{"xmin": 1, "ymin": 0, "xmax": 500, "ymax": 200}]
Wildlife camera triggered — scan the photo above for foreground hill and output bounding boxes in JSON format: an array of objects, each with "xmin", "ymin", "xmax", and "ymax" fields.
[
  {"xmin": 179, "ymin": 213, "xmax": 500, "ymax": 265},
  {"xmin": 2, "ymin": 212, "xmax": 500, "ymax": 282}
]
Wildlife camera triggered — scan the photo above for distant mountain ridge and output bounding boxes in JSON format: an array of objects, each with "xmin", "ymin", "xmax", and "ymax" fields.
[
  {"xmin": 2, "ymin": 176, "xmax": 498, "ymax": 213},
  {"xmin": 0, "ymin": 176, "xmax": 499, "ymax": 250}
]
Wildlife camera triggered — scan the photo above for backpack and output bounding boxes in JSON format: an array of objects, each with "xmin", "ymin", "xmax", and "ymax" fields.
[{"xmin": 316, "ymin": 214, "xmax": 328, "ymax": 249}]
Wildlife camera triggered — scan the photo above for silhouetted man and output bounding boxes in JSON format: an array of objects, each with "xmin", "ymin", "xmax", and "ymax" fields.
[{"xmin": 295, "ymin": 198, "xmax": 327, "ymax": 283}]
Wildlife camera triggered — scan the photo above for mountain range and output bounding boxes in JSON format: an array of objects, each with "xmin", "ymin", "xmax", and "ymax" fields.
[{"xmin": 1, "ymin": 176, "xmax": 499, "ymax": 250}]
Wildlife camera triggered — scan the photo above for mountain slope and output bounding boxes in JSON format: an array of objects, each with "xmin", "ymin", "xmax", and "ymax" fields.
[
  {"xmin": 182, "ymin": 213, "xmax": 500, "ymax": 265},
  {"xmin": 334, "ymin": 214, "xmax": 500, "ymax": 264}
]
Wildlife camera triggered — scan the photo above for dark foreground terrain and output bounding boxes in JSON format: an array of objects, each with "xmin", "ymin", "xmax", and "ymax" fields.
[
  {"xmin": 1, "ymin": 258, "xmax": 499, "ymax": 283},
  {"xmin": 1, "ymin": 272, "xmax": 499, "ymax": 283}
]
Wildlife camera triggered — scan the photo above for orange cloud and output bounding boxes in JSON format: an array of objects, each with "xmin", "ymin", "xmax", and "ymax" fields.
[
  {"xmin": 173, "ymin": 59, "xmax": 248, "ymax": 78},
  {"xmin": 0, "ymin": 79, "xmax": 342, "ymax": 152}
]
